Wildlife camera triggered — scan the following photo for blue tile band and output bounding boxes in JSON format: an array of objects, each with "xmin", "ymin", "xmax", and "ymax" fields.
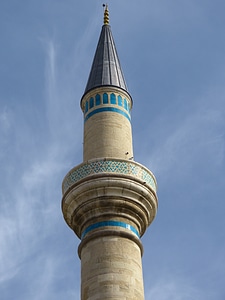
[
  {"xmin": 62, "ymin": 159, "xmax": 157, "ymax": 195},
  {"xmin": 84, "ymin": 107, "xmax": 131, "ymax": 123},
  {"xmin": 81, "ymin": 221, "xmax": 140, "ymax": 239}
]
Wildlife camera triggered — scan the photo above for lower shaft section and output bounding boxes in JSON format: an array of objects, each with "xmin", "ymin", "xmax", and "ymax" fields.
[{"xmin": 79, "ymin": 233, "xmax": 144, "ymax": 300}]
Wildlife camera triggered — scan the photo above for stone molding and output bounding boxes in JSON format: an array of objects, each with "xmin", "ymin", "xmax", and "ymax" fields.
[
  {"xmin": 62, "ymin": 173, "xmax": 158, "ymax": 239},
  {"xmin": 78, "ymin": 229, "xmax": 144, "ymax": 258}
]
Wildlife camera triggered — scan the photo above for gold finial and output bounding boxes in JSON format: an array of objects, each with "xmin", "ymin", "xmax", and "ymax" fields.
[{"xmin": 103, "ymin": 4, "xmax": 109, "ymax": 25}]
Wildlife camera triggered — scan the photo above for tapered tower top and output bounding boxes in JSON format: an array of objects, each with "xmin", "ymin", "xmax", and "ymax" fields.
[{"xmin": 84, "ymin": 4, "xmax": 127, "ymax": 94}]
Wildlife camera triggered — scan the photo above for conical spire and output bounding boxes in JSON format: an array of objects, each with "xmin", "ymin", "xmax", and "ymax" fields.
[{"xmin": 84, "ymin": 5, "xmax": 127, "ymax": 94}]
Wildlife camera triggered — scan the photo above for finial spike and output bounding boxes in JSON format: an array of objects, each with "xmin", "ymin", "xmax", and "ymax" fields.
[{"xmin": 103, "ymin": 4, "xmax": 109, "ymax": 25}]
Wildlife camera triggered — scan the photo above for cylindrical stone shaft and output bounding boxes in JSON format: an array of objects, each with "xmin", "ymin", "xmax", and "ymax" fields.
[{"xmin": 80, "ymin": 235, "xmax": 144, "ymax": 300}]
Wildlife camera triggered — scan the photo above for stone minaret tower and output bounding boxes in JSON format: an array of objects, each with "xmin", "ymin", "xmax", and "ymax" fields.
[{"xmin": 62, "ymin": 6, "xmax": 158, "ymax": 300}]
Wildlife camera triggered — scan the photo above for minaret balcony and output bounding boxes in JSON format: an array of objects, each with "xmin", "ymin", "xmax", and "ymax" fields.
[
  {"xmin": 62, "ymin": 158, "xmax": 157, "ymax": 196},
  {"xmin": 62, "ymin": 158, "xmax": 158, "ymax": 242}
]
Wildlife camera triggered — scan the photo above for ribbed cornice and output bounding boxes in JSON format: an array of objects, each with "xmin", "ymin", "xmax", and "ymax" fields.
[{"xmin": 84, "ymin": 25, "xmax": 127, "ymax": 94}]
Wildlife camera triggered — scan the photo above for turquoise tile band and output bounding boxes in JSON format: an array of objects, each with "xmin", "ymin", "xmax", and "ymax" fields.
[
  {"xmin": 84, "ymin": 107, "xmax": 131, "ymax": 123},
  {"xmin": 62, "ymin": 159, "xmax": 157, "ymax": 195},
  {"xmin": 81, "ymin": 221, "xmax": 140, "ymax": 239}
]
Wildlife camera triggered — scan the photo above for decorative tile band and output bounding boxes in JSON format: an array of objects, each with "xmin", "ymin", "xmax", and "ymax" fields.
[
  {"xmin": 62, "ymin": 159, "xmax": 157, "ymax": 194},
  {"xmin": 84, "ymin": 106, "xmax": 131, "ymax": 123},
  {"xmin": 81, "ymin": 221, "xmax": 140, "ymax": 239},
  {"xmin": 83, "ymin": 92, "xmax": 131, "ymax": 114}
]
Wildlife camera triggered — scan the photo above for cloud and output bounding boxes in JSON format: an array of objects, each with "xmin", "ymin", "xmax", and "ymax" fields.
[
  {"xmin": 1, "ymin": 2, "xmax": 225, "ymax": 299},
  {"xmin": 143, "ymin": 91, "xmax": 225, "ymax": 185},
  {"xmin": 0, "ymin": 107, "xmax": 11, "ymax": 132},
  {"xmin": 0, "ymin": 14, "xmax": 98, "ymax": 296},
  {"xmin": 145, "ymin": 277, "xmax": 204, "ymax": 300},
  {"xmin": 45, "ymin": 39, "xmax": 57, "ymax": 106},
  {"xmin": 0, "ymin": 33, "xmax": 81, "ymax": 298},
  {"xmin": 0, "ymin": 107, "xmax": 13, "ymax": 159},
  {"xmin": 0, "ymin": 150, "xmax": 62, "ymax": 281}
]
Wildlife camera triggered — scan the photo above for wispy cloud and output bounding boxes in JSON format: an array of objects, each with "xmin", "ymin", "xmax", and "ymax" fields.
[
  {"xmin": 145, "ymin": 276, "xmax": 207, "ymax": 300},
  {"xmin": 144, "ymin": 92, "xmax": 225, "ymax": 183},
  {"xmin": 0, "ymin": 12, "xmax": 100, "ymax": 296},
  {"xmin": 45, "ymin": 39, "xmax": 57, "ymax": 108},
  {"xmin": 0, "ymin": 107, "xmax": 11, "ymax": 133},
  {"xmin": 0, "ymin": 32, "xmax": 84, "ymax": 300},
  {"xmin": 0, "ymin": 150, "xmax": 62, "ymax": 282},
  {"xmin": 1, "ymin": 2, "xmax": 225, "ymax": 299},
  {"xmin": 0, "ymin": 107, "xmax": 13, "ymax": 160}
]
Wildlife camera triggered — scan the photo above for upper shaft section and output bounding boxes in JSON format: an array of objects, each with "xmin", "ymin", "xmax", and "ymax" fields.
[{"xmin": 84, "ymin": 8, "xmax": 127, "ymax": 95}]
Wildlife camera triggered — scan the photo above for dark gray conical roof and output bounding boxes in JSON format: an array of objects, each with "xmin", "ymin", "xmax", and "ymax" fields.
[{"xmin": 84, "ymin": 24, "xmax": 128, "ymax": 94}]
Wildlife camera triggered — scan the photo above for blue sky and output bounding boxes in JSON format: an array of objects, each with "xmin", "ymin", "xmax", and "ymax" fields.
[{"xmin": 1, "ymin": 1, "xmax": 225, "ymax": 299}]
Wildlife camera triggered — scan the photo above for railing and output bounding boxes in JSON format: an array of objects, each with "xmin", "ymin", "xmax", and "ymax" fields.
[{"xmin": 62, "ymin": 158, "xmax": 157, "ymax": 195}]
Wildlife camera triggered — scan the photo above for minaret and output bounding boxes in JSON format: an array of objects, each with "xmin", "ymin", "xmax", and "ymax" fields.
[{"xmin": 62, "ymin": 5, "xmax": 158, "ymax": 300}]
